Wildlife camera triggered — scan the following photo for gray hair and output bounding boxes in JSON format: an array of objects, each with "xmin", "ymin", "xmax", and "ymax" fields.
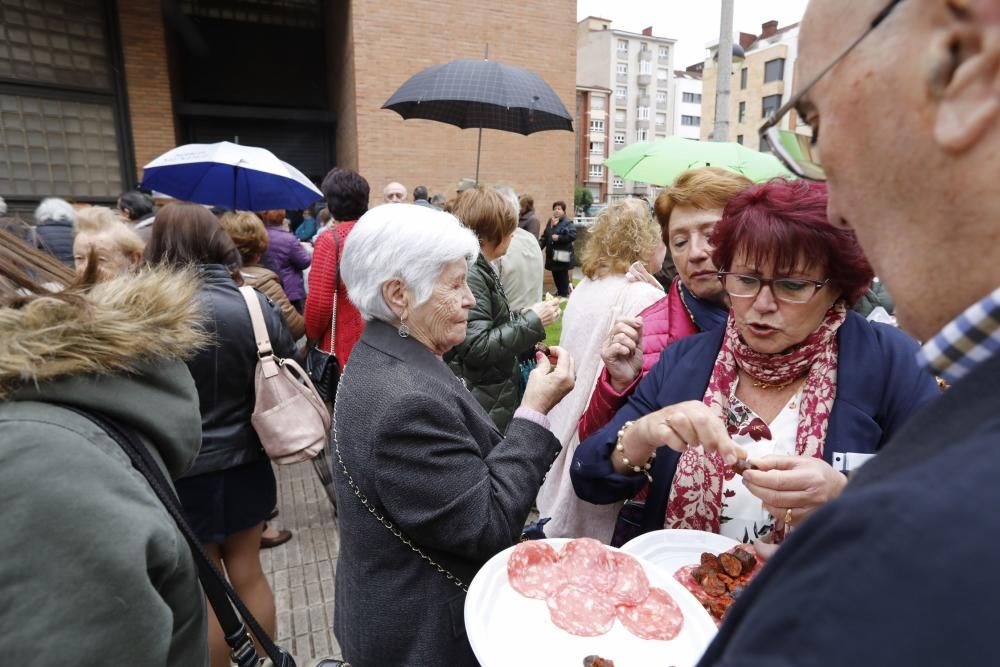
[
  {"xmin": 494, "ymin": 185, "xmax": 519, "ymax": 217},
  {"xmin": 341, "ymin": 204, "xmax": 480, "ymax": 322},
  {"xmin": 35, "ymin": 197, "xmax": 76, "ymax": 225},
  {"xmin": 0, "ymin": 196, "xmax": 7, "ymax": 216}
]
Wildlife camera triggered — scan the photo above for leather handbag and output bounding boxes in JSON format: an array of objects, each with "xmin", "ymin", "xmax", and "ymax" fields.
[
  {"xmin": 306, "ymin": 231, "xmax": 342, "ymax": 405},
  {"xmin": 239, "ymin": 286, "xmax": 330, "ymax": 464}
]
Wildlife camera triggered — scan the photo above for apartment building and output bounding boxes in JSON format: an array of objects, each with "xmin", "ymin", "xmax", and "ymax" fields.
[
  {"xmin": 576, "ymin": 17, "xmax": 676, "ymax": 202},
  {"xmin": 672, "ymin": 69, "xmax": 703, "ymax": 140},
  {"xmin": 575, "ymin": 85, "xmax": 612, "ymax": 203},
  {"xmin": 700, "ymin": 20, "xmax": 807, "ymax": 149}
]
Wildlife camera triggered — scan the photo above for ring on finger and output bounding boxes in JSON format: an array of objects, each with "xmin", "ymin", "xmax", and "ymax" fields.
[{"xmin": 783, "ymin": 508, "xmax": 794, "ymax": 530}]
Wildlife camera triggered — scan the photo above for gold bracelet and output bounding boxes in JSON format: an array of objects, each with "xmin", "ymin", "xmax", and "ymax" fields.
[{"xmin": 615, "ymin": 420, "xmax": 656, "ymax": 483}]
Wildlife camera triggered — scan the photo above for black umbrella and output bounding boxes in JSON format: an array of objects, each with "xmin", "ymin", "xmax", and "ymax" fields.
[{"xmin": 383, "ymin": 57, "xmax": 573, "ymax": 183}]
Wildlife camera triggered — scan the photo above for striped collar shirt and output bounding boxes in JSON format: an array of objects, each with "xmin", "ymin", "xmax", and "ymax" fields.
[{"xmin": 918, "ymin": 286, "xmax": 1000, "ymax": 384}]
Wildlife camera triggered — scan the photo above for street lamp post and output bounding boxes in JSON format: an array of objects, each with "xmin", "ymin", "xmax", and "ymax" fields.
[{"xmin": 712, "ymin": 0, "xmax": 736, "ymax": 142}]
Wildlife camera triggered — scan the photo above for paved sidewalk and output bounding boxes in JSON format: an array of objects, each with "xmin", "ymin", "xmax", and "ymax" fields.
[{"xmin": 260, "ymin": 460, "xmax": 342, "ymax": 663}]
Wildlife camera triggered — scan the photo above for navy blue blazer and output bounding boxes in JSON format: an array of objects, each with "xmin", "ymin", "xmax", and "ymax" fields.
[{"xmin": 571, "ymin": 310, "xmax": 940, "ymax": 535}]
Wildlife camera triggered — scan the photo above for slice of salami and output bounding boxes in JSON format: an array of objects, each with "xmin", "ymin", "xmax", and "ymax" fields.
[
  {"xmin": 558, "ymin": 538, "xmax": 615, "ymax": 592},
  {"xmin": 608, "ymin": 551, "xmax": 650, "ymax": 607},
  {"xmin": 507, "ymin": 541, "xmax": 565, "ymax": 599},
  {"xmin": 547, "ymin": 584, "xmax": 617, "ymax": 637},
  {"xmin": 617, "ymin": 587, "xmax": 684, "ymax": 641}
]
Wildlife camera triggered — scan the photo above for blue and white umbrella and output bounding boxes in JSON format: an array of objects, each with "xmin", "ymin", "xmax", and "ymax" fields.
[{"xmin": 140, "ymin": 141, "xmax": 323, "ymax": 211}]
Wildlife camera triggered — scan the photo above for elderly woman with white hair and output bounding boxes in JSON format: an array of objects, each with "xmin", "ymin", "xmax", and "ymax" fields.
[
  {"xmin": 34, "ymin": 197, "xmax": 77, "ymax": 266},
  {"xmin": 72, "ymin": 206, "xmax": 144, "ymax": 280},
  {"xmin": 333, "ymin": 203, "xmax": 576, "ymax": 666}
]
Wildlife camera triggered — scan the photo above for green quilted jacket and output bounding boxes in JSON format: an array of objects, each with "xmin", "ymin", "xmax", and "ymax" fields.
[{"xmin": 446, "ymin": 254, "xmax": 545, "ymax": 432}]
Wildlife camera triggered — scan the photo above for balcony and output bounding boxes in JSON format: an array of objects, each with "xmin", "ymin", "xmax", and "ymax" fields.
[
  {"xmin": 636, "ymin": 94, "xmax": 650, "ymax": 107},
  {"xmin": 635, "ymin": 118, "xmax": 650, "ymax": 130},
  {"xmin": 638, "ymin": 49, "xmax": 653, "ymax": 62},
  {"xmin": 615, "ymin": 94, "xmax": 628, "ymax": 107},
  {"xmin": 637, "ymin": 72, "xmax": 652, "ymax": 86},
  {"xmin": 616, "ymin": 72, "xmax": 628, "ymax": 84},
  {"xmin": 658, "ymin": 53, "xmax": 670, "ymax": 64}
]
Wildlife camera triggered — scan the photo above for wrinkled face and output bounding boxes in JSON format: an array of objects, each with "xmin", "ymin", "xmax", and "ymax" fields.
[
  {"xmin": 552, "ymin": 205, "xmax": 565, "ymax": 218},
  {"xmin": 729, "ymin": 252, "xmax": 841, "ymax": 355},
  {"xmin": 667, "ymin": 205, "xmax": 724, "ymax": 302},
  {"xmin": 73, "ymin": 232, "xmax": 138, "ymax": 279},
  {"xmin": 407, "ymin": 259, "xmax": 476, "ymax": 356},
  {"xmin": 384, "ymin": 183, "xmax": 406, "ymax": 203}
]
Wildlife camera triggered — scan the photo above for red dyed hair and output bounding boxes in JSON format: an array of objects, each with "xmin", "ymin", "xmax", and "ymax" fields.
[{"xmin": 710, "ymin": 178, "xmax": 873, "ymax": 305}]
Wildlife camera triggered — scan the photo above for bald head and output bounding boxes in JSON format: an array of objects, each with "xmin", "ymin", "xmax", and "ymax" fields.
[
  {"xmin": 796, "ymin": 0, "xmax": 1000, "ymax": 339},
  {"xmin": 383, "ymin": 182, "xmax": 407, "ymax": 203}
]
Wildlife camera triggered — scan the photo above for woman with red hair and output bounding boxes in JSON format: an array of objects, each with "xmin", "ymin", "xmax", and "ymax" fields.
[{"xmin": 571, "ymin": 179, "xmax": 939, "ymax": 546}]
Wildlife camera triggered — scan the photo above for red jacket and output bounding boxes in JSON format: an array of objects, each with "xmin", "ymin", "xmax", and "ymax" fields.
[
  {"xmin": 305, "ymin": 222, "xmax": 364, "ymax": 365},
  {"xmin": 577, "ymin": 277, "xmax": 700, "ymax": 442}
]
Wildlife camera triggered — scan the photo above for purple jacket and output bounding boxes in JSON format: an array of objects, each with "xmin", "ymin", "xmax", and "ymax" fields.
[{"xmin": 262, "ymin": 226, "xmax": 311, "ymax": 301}]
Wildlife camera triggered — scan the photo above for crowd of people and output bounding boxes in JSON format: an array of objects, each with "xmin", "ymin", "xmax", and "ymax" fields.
[{"xmin": 4, "ymin": 2, "xmax": 999, "ymax": 662}]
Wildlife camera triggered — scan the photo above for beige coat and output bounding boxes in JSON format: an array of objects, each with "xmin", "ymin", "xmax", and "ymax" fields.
[{"xmin": 240, "ymin": 265, "xmax": 306, "ymax": 340}]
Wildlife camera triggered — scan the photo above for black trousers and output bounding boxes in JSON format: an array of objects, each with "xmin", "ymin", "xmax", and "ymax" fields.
[{"xmin": 551, "ymin": 270, "xmax": 571, "ymax": 297}]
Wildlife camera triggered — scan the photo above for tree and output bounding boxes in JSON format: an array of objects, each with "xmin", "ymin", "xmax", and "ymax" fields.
[{"xmin": 574, "ymin": 187, "xmax": 594, "ymax": 215}]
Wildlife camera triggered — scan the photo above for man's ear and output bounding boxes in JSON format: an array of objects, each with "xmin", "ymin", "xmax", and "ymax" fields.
[
  {"xmin": 381, "ymin": 277, "xmax": 408, "ymax": 316},
  {"xmin": 930, "ymin": 3, "xmax": 1000, "ymax": 152}
]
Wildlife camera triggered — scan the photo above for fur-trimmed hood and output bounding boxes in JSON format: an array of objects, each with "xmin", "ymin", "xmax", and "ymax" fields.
[{"xmin": 0, "ymin": 267, "xmax": 207, "ymax": 399}]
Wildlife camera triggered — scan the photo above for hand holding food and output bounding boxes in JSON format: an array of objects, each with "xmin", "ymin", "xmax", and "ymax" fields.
[
  {"xmin": 741, "ymin": 454, "xmax": 848, "ymax": 528},
  {"xmin": 530, "ymin": 298, "xmax": 561, "ymax": 326},
  {"xmin": 522, "ymin": 345, "xmax": 575, "ymax": 414},
  {"xmin": 602, "ymin": 316, "xmax": 644, "ymax": 392}
]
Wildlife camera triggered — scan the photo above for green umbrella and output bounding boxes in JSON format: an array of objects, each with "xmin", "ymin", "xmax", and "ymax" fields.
[{"xmin": 605, "ymin": 136, "xmax": 792, "ymax": 186}]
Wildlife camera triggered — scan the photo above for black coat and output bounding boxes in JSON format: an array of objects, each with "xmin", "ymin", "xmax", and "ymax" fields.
[
  {"xmin": 698, "ymin": 351, "xmax": 1000, "ymax": 666},
  {"xmin": 540, "ymin": 214, "xmax": 577, "ymax": 271},
  {"xmin": 35, "ymin": 219, "xmax": 75, "ymax": 266},
  {"xmin": 333, "ymin": 320, "xmax": 561, "ymax": 666},
  {"xmin": 182, "ymin": 264, "xmax": 295, "ymax": 477}
]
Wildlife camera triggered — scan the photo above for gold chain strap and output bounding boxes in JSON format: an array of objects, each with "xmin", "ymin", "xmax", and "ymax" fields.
[{"xmin": 332, "ymin": 368, "xmax": 469, "ymax": 592}]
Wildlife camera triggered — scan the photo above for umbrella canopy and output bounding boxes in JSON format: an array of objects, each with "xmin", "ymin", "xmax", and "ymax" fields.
[
  {"xmin": 383, "ymin": 58, "xmax": 573, "ymax": 135},
  {"xmin": 141, "ymin": 141, "xmax": 323, "ymax": 211},
  {"xmin": 605, "ymin": 137, "xmax": 792, "ymax": 187}
]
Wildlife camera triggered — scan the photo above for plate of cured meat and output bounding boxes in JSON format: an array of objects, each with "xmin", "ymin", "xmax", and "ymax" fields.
[
  {"xmin": 464, "ymin": 538, "xmax": 717, "ymax": 667},
  {"xmin": 621, "ymin": 530, "xmax": 763, "ymax": 626}
]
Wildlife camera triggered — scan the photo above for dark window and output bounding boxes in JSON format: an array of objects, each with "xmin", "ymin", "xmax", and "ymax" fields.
[
  {"xmin": 740, "ymin": 67, "xmax": 748, "ymax": 89},
  {"xmin": 736, "ymin": 134, "xmax": 744, "ymax": 145},
  {"xmin": 682, "ymin": 92, "xmax": 702, "ymax": 104},
  {"xmin": 681, "ymin": 115, "xmax": 700, "ymax": 127},
  {"xmin": 738, "ymin": 101, "xmax": 746, "ymax": 123},
  {"xmin": 760, "ymin": 136, "xmax": 772, "ymax": 153},
  {"xmin": 762, "ymin": 94, "xmax": 782, "ymax": 119},
  {"xmin": 764, "ymin": 58, "xmax": 786, "ymax": 83}
]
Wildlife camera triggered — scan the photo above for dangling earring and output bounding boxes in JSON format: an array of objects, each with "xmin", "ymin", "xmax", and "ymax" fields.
[{"xmin": 398, "ymin": 310, "xmax": 410, "ymax": 338}]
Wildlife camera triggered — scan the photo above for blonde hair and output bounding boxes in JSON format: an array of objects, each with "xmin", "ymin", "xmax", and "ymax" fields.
[
  {"xmin": 580, "ymin": 199, "xmax": 662, "ymax": 279},
  {"xmin": 449, "ymin": 186, "xmax": 517, "ymax": 245},
  {"xmin": 654, "ymin": 167, "xmax": 753, "ymax": 239},
  {"xmin": 219, "ymin": 211, "xmax": 269, "ymax": 265},
  {"xmin": 74, "ymin": 206, "xmax": 144, "ymax": 257}
]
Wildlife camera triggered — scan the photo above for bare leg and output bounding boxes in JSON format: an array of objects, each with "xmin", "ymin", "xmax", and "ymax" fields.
[
  {"xmin": 202, "ymin": 543, "xmax": 230, "ymax": 667},
  {"xmin": 220, "ymin": 522, "xmax": 276, "ymax": 653}
]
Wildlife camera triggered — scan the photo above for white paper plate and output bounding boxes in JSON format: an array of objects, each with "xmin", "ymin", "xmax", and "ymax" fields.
[
  {"xmin": 620, "ymin": 529, "xmax": 741, "ymax": 576},
  {"xmin": 464, "ymin": 538, "xmax": 717, "ymax": 667}
]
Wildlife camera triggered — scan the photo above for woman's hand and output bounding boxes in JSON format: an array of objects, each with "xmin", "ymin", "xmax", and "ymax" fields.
[
  {"xmin": 602, "ymin": 317, "xmax": 644, "ymax": 392},
  {"xmin": 613, "ymin": 401, "xmax": 748, "ymax": 475},
  {"xmin": 741, "ymin": 455, "xmax": 848, "ymax": 528},
  {"xmin": 522, "ymin": 346, "xmax": 576, "ymax": 415},
  {"xmin": 529, "ymin": 299, "xmax": 561, "ymax": 326},
  {"xmin": 552, "ymin": 233, "xmax": 561, "ymax": 242}
]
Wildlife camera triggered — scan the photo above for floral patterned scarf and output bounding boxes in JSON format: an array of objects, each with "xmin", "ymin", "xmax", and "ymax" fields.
[{"xmin": 664, "ymin": 302, "xmax": 847, "ymax": 533}]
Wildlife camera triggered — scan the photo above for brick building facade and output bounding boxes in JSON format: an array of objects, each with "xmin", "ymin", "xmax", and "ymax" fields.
[{"xmin": 0, "ymin": 0, "xmax": 575, "ymax": 214}]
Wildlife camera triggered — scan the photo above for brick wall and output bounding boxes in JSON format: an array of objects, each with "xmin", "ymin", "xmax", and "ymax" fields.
[
  {"xmin": 346, "ymin": 0, "xmax": 577, "ymax": 211},
  {"xmin": 118, "ymin": 0, "xmax": 177, "ymax": 180}
]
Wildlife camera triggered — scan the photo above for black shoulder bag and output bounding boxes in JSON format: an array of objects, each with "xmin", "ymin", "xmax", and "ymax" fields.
[
  {"xmin": 68, "ymin": 407, "xmax": 347, "ymax": 667},
  {"xmin": 306, "ymin": 230, "xmax": 342, "ymax": 406}
]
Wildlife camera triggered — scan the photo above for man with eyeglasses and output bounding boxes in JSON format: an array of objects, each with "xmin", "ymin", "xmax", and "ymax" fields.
[{"xmin": 698, "ymin": 1, "xmax": 1000, "ymax": 665}]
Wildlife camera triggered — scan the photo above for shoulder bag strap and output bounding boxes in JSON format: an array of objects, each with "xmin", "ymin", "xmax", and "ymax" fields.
[
  {"xmin": 331, "ymin": 367, "xmax": 468, "ymax": 592},
  {"xmin": 239, "ymin": 286, "xmax": 280, "ymax": 377},
  {"xmin": 63, "ymin": 407, "xmax": 295, "ymax": 667},
  {"xmin": 328, "ymin": 230, "xmax": 341, "ymax": 355}
]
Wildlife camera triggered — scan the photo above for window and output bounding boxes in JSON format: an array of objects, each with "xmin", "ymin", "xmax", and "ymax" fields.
[
  {"xmin": 638, "ymin": 86, "xmax": 648, "ymax": 97},
  {"xmin": 589, "ymin": 164, "xmax": 604, "ymax": 179},
  {"xmin": 639, "ymin": 60, "xmax": 652, "ymax": 75},
  {"xmin": 736, "ymin": 134, "xmax": 744, "ymax": 145},
  {"xmin": 657, "ymin": 68, "xmax": 669, "ymax": 81},
  {"xmin": 636, "ymin": 128, "xmax": 648, "ymax": 141},
  {"xmin": 738, "ymin": 101, "xmax": 746, "ymax": 123},
  {"xmin": 656, "ymin": 91, "xmax": 667, "ymax": 105},
  {"xmin": 658, "ymin": 46, "xmax": 670, "ymax": 60},
  {"xmin": 616, "ymin": 86, "xmax": 627, "ymax": 100},
  {"xmin": 613, "ymin": 133, "xmax": 626, "ymax": 145},
  {"xmin": 589, "ymin": 141, "xmax": 604, "ymax": 154},
  {"xmin": 740, "ymin": 67, "xmax": 748, "ymax": 90},
  {"xmin": 618, "ymin": 39, "xmax": 629, "ymax": 54},
  {"xmin": 613, "ymin": 177, "xmax": 624, "ymax": 189},
  {"xmin": 637, "ymin": 106, "xmax": 650, "ymax": 120},
  {"xmin": 682, "ymin": 92, "xmax": 702, "ymax": 104},
  {"xmin": 681, "ymin": 115, "xmax": 700, "ymax": 127},
  {"xmin": 761, "ymin": 94, "xmax": 782, "ymax": 119},
  {"xmin": 591, "ymin": 95, "xmax": 605, "ymax": 110},
  {"xmin": 615, "ymin": 110, "xmax": 627, "ymax": 124},
  {"xmin": 764, "ymin": 58, "xmax": 786, "ymax": 83},
  {"xmin": 760, "ymin": 136, "xmax": 772, "ymax": 153},
  {"xmin": 655, "ymin": 113, "xmax": 666, "ymax": 127},
  {"xmin": 639, "ymin": 42, "xmax": 649, "ymax": 52},
  {"xmin": 616, "ymin": 62, "xmax": 628, "ymax": 75},
  {"xmin": 589, "ymin": 119, "xmax": 605, "ymax": 133}
]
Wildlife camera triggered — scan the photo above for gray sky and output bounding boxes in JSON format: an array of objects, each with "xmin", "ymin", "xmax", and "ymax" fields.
[{"xmin": 577, "ymin": 0, "xmax": 810, "ymax": 70}]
